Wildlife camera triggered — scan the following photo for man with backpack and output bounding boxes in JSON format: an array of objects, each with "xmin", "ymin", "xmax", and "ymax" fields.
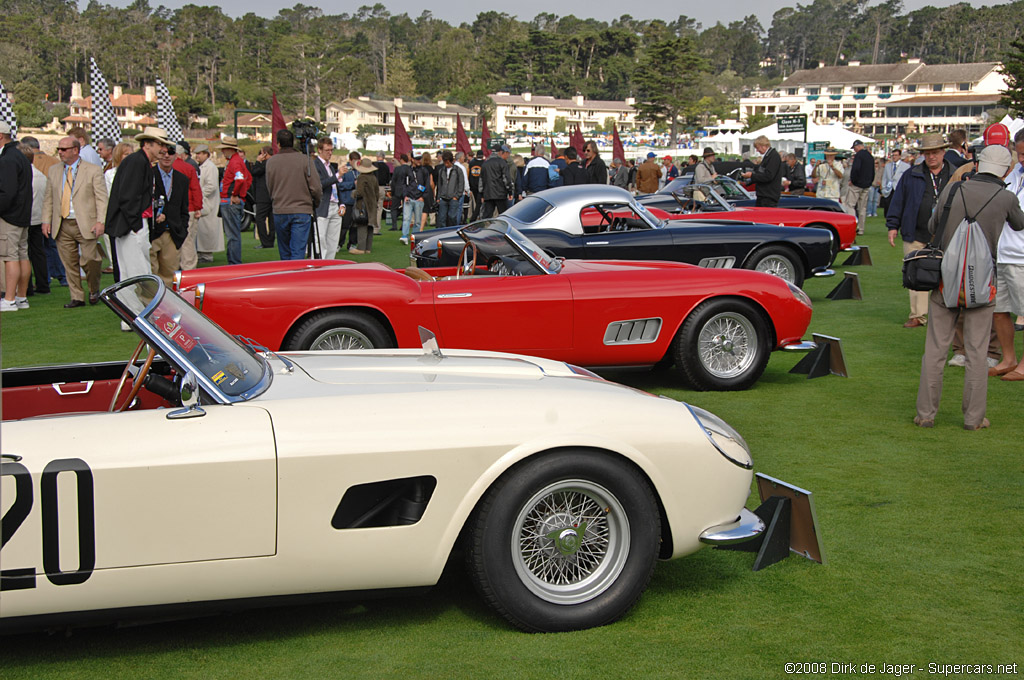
[{"xmin": 914, "ymin": 145, "xmax": 1024, "ymax": 431}]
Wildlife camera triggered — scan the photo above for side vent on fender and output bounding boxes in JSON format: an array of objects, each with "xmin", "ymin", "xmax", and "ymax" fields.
[
  {"xmin": 698, "ymin": 256, "xmax": 736, "ymax": 269},
  {"xmin": 331, "ymin": 476, "xmax": 438, "ymax": 529},
  {"xmin": 603, "ymin": 318, "xmax": 663, "ymax": 345}
]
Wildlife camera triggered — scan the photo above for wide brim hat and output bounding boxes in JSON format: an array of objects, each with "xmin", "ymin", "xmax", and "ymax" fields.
[
  {"xmin": 917, "ymin": 133, "xmax": 949, "ymax": 151},
  {"xmin": 356, "ymin": 157, "xmax": 376, "ymax": 173},
  {"xmin": 134, "ymin": 126, "xmax": 170, "ymax": 145},
  {"xmin": 216, "ymin": 136, "xmax": 241, "ymax": 151},
  {"xmin": 824, "ymin": 147, "xmax": 838, "ymax": 155},
  {"xmin": 702, "ymin": 147, "xmax": 716, "ymax": 157}
]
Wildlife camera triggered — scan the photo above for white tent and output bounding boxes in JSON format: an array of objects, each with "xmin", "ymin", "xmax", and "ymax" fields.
[{"xmin": 740, "ymin": 121, "xmax": 876, "ymax": 157}]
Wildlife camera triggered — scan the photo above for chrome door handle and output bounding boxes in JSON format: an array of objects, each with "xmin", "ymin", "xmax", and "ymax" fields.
[
  {"xmin": 437, "ymin": 293, "xmax": 472, "ymax": 298},
  {"xmin": 52, "ymin": 381, "xmax": 94, "ymax": 396},
  {"xmin": 588, "ymin": 241, "xmax": 609, "ymax": 245}
]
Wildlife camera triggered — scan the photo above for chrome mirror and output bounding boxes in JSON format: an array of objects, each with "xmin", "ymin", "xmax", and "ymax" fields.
[{"xmin": 167, "ymin": 372, "xmax": 206, "ymax": 420}]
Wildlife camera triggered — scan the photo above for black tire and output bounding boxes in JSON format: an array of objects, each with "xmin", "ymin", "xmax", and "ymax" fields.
[
  {"xmin": 674, "ymin": 298, "xmax": 770, "ymax": 391},
  {"xmin": 284, "ymin": 310, "xmax": 393, "ymax": 351},
  {"xmin": 747, "ymin": 245, "xmax": 805, "ymax": 287},
  {"xmin": 467, "ymin": 450, "xmax": 660, "ymax": 633}
]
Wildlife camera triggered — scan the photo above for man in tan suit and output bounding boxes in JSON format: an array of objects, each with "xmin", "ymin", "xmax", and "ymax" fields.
[{"xmin": 42, "ymin": 136, "xmax": 108, "ymax": 307}]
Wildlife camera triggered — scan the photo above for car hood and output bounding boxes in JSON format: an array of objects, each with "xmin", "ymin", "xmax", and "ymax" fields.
[{"xmin": 278, "ymin": 348, "xmax": 583, "ymax": 385}]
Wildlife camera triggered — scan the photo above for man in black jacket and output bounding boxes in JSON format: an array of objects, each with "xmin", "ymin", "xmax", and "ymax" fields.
[
  {"xmin": 782, "ymin": 153, "xmax": 806, "ymax": 194},
  {"xmin": 583, "ymin": 141, "xmax": 608, "ymax": 185},
  {"xmin": 248, "ymin": 146, "xmax": 275, "ymax": 249},
  {"xmin": 741, "ymin": 135, "xmax": 782, "ymax": 207},
  {"xmin": 480, "ymin": 144, "xmax": 513, "ymax": 218},
  {"xmin": 847, "ymin": 140, "xmax": 875, "ymax": 234},
  {"xmin": 561, "ymin": 147, "xmax": 588, "ymax": 186},
  {"xmin": 106, "ymin": 127, "xmax": 164, "ymax": 284},
  {"xmin": 150, "ymin": 144, "xmax": 191, "ymax": 285},
  {"xmin": 0, "ymin": 121, "xmax": 32, "ymax": 312}
]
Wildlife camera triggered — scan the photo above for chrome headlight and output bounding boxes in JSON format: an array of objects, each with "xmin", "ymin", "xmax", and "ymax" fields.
[
  {"xmin": 686, "ymin": 404, "xmax": 753, "ymax": 469},
  {"xmin": 788, "ymin": 281, "xmax": 813, "ymax": 309}
]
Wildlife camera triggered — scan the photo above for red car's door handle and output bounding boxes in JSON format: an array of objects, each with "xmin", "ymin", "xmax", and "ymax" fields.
[{"xmin": 437, "ymin": 293, "xmax": 472, "ymax": 298}]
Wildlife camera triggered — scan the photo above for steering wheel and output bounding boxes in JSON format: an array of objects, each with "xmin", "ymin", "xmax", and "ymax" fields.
[
  {"xmin": 456, "ymin": 241, "xmax": 479, "ymax": 277},
  {"xmin": 109, "ymin": 338, "xmax": 156, "ymax": 412}
]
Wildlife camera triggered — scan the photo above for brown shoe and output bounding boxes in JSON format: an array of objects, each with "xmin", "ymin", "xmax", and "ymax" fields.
[
  {"xmin": 964, "ymin": 418, "xmax": 990, "ymax": 431},
  {"xmin": 988, "ymin": 365, "xmax": 1014, "ymax": 377},
  {"xmin": 903, "ymin": 318, "xmax": 925, "ymax": 328},
  {"xmin": 913, "ymin": 416, "xmax": 934, "ymax": 428},
  {"xmin": 1001, "ymin": 371, "xmax": 1024, "ymax": 381}
]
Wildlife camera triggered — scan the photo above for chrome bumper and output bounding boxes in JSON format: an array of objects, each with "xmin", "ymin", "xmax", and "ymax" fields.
[
  {"xmin": 812, "ymin": 267, "xmax": 835, "ymax": 278},
  {"xmin": 781, "ymin": 340, "xmax": 817, "ymax": 352},
  {"xmin": 699, "ymin": 508, "xmax": 766, "ymax": 545}
]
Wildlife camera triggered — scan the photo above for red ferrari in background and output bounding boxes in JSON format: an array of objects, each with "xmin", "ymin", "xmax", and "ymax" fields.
[
  {"xmin": 176, "ymin": 223, "xmax": 815, "ymax": 391},
  {"xmin": 642, "ymin": 183, "xmax": 858, "ymax": 252}
]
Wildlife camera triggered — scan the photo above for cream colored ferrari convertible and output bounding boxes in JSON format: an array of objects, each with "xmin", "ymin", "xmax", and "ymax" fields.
[{"xmin": 1, "ymin": 275, "xmax": 763, "ymax": 633}]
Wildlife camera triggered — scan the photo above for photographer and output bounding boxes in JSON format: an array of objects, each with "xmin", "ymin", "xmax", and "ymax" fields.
[{"xmin": 266, "ymin": 128, "xmax": 321, "ymax": 261}]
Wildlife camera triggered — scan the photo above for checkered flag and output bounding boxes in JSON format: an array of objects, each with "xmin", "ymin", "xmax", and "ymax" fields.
[
  {"xmin": 89, "ymin": 58, "xmax": 121, "ymax": 142},
  {"xmin": 0, "ymin": 79, "xmax": 16, "ymax": 138},
  {"xmin": 155, "ymin": 77, "xmax": 183, "ymax": 143}
]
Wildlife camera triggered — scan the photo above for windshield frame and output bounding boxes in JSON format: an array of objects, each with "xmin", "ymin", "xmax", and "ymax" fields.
[
  {"xmin": 457, "ymin": 222, "xmax": 563, "ymax": 275},
  {"xmin": 102, "ymin": 274, "xmax": 272, "ymax": 404}
]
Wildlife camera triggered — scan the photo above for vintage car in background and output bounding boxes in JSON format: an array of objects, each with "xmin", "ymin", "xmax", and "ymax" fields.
[
  {"xmin": 411, "ymin": 185, "xmax": 835, "ymax": 287},
  {"xmin": 649, "ymin": 174, "xmax": 845, "ymax": 213},
  {"xmin": 176, "ymin": 223, "xmax": 815, "ymax": 391},
  {"xmin": 638, "ymin": 183, "xmax": 858, "ymax": 253},
  {"xmin": 1, "ymin": 275, "xmax": 765, "ymax": 633}
]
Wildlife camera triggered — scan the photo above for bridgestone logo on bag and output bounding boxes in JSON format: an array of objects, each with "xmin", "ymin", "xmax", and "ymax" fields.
[{"xmin": 940, "ymin": 216, "xmax": 995, "ymax": 309}]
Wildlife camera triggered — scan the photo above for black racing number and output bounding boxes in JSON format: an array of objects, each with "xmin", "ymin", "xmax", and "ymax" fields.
[{"xmin": 1, "ymin": 458, "xmax": 96, "ymax": 591}]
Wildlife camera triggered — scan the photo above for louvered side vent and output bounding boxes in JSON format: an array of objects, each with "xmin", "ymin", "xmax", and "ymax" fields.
[
  {"xmin": 698, "ymin": 256, "xmax": 736, "ymax": 269},
  {"xmin": 603, "ymin": 318, "xmax": 663, "ymax": 345}
]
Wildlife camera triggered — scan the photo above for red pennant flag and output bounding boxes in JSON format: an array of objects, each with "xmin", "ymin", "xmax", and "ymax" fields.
[
  {"xmin": 271, "ymin": 93, "xmax": 287, "ymax": 154},
  {"xmin": 455, "ymin": 113, "xmax": 472, "ymax": 157},
  {"xmin": 394, "ymin": 106, "xmax": 412, "ymax": 157},
  {"xmin": 481, "ymin": 116, "xmax": 491, "ymax": 158},
  {"xmin": 612, "ymin": 123, "xmax": 625, "ymax": 164},
  {"xmin": 550, "ymin": 137, "xmax": 557, "ymax": 157},
  {"xmin": 571, "ymin": 125, "xmax": 584, "ymax": 155}
]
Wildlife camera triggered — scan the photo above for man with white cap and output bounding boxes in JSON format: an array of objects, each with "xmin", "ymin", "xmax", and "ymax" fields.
[
  {"xmin": 105, "ymin": 126, "xmax": 165, "ymax": 289},
  {"xmin": 914, "ymin": 144, "xmax": 1024, "ymax": 430},
  {"xmin": 217, "ymin": 136, "xmax": 251, "ymax": 265}
]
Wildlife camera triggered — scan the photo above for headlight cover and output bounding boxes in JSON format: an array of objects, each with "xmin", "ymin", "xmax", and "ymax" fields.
[
  {"xmin": 788, "ymin": 281, "xmax": 813, "ymax": 309},
  {"xmin": 686, "ymin": 404, "xmax": 753, "ymax": 469}
]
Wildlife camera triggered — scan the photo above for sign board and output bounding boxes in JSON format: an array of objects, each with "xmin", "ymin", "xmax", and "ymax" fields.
[
  {"xmin": 808, "ymin": 140, "xmax": 828, "ymax": 162},
  {"xmin": 776, "ymin": 114, "xmax": 807, "ymax": 134}
]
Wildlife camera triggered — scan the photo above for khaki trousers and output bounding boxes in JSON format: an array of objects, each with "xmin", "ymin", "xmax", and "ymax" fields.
[
  {"xmin": 178, "ymin": 214, "xmax": 198, "ymax": 271},
  {"xmin": 150, "ymin": 232, "xmax": 180, "ymax": 286},
  {"xmin": 56, "ymin": 219, "xmax": 102, "ymax": 302},
  {"xmin": 845, "ymin": 184, "xmax": 870, "ymax": 233},
  {"xmin": 916, "ymin": 292, "xmax": 995, "ymax": 428},
  {"xmin": 902, "ymin": 240, "xmax": 930, "ymax": 322}
]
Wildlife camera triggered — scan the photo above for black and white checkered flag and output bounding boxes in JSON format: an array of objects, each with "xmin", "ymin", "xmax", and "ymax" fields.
[
  {"xmin": 89, "ymin": 57, "xmax": 121, "ymax": 142},
  {"xmin": 0, "ymin": 78, "xmax": 17, "ymax": 138},
  {"xmin": 155, "ymin": 77, "xmax": 183, "ymax": 143}
]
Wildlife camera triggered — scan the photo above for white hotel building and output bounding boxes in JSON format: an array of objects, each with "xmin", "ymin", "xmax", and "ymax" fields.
[
  {"xmin": 490, "ymin": 92, "xmax": 640, "ymax": 134},
  {"xmin": 739, "ymin": 60, "xmax": 1007, "ymax": 136}
]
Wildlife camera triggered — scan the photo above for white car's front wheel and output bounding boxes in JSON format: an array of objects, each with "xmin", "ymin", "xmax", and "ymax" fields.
[{"xmin": 467, "ymin": 450, "xmax": 660, "ymax": 632}]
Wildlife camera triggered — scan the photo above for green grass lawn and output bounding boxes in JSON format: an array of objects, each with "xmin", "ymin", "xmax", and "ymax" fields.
[{"xmin": 2, "ymin": 218, "xmax": 1022, "ymax": 679}]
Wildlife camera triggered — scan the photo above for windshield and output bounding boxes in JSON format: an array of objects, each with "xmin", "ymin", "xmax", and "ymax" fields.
[
  {"xmin": 458, "ymin": 222, "xmax": 562, "ymax": 274},
  {"xmin": 106, "ymin": 276, "xmax": 270, "ymax": 402},
  {"xmin": 503, "ymin": 195, "xmax": 555, "ymax": 224},
  {"xmin": 660, "ymin": 177, "xmax": 692, "ymax": 194}
]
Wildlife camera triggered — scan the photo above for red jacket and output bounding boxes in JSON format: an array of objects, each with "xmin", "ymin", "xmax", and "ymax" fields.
[
  {"xmin": 172, "ymin": 157, "xmax": 202, "ymax": 212},
  {"xmin": 220, "ymin": 153, "xmax": 251, "ymax": 202}
]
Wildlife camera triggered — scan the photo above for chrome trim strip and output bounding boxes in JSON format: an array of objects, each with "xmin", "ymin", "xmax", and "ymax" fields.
[
  {"xmin": 588, "ymin": 241, "xmax": 610, "ymax": 245},
  {"xmin": 52, "ymin": 381, "xmax": 94, "ymax": 396},
  {"xmin": 438, "ymin": 293, "xmax": 472, "ymax": 298},
  {"xmin": 699, "ymin": 508, "xmax": 765, "ymax": 545},
  {"xmin": 781, "ymin": 341, "xmax": 817, "ymax": 352},
  {"xmin": 812, "ymin": 268, "xmax": 836, "ymax": 277}
]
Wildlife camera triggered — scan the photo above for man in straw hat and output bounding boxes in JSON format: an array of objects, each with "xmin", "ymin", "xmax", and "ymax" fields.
[
  {"xmin": 814, "ymin": 147, "xmax": 844, "ymax": 200},
  {"xmin": 914, "ymin": 144, "xmax": 1024, "ymax": 430},
  {"xmin": 217, "ymin": 136, "xmax": 251, "ymax": 265},
  {"xmin": 104, "ymin": 126, "xmax": 166, "ymax": 289},
  {"xmin": 887, "ymin": 132, "xmax": 955, "ymax": 328}
]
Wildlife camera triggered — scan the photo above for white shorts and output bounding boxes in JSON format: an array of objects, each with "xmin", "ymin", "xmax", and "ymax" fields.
[{"xmin": 995, "ymin": 263, "xmax": 1024, "ymax": 315}]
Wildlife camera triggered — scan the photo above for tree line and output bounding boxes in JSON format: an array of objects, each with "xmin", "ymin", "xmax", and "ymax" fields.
[{"xmin": 2, "ymin": 0, "xmax": 1022, "ymax": 132}]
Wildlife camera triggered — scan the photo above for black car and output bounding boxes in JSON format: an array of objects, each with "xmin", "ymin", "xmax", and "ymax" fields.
[{"xmin": 411, "ymin": 185, "xmax": 835, "ymax": 287}]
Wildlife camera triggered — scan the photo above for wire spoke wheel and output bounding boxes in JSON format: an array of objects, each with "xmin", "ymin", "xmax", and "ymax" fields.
[
  {"xmin": 754, "ymin": 254, "xmax": 795, "ymax": 282},
  {"xmin": 309, "ymin": 328, "xmax": 375, "ymax": 350},
  {"xmin": 697, "ymin": 311, "xmax": 757, "ymax": 379},
  {"xmin": 511, "ymin": 480, "xmax": 629, "ymax": 605}
]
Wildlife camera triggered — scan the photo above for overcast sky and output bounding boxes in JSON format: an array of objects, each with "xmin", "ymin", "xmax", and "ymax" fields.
[{"xmin": 95, "ymin": 0, "xmax": 996, "ymax": 27}]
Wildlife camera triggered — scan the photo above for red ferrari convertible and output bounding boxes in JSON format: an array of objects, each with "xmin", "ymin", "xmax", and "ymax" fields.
[{"xmin": 176, "ymin": 223, "xmax": 814, "ymax": 391}]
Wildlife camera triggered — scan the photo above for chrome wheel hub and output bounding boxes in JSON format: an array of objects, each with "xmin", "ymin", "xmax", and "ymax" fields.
[{"xmin": 698, "ymin": 312, "xmax": 757, "ymax": 378}]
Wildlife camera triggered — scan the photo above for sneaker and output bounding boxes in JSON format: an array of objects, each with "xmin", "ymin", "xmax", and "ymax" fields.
[
  {"xmin": 947, "ymin": 354, "xmax": 966, "ymax": 367},
  {"xmin": 399, "ymin": 237, "xmax": 409, "ymax": 244},
  {"xmin": 15, "ymin": 297, "xmax": 29, "ymax": 309},
  {"xmin": 0, "ymin": 298, "xmax": 18, "ymax": 312}
]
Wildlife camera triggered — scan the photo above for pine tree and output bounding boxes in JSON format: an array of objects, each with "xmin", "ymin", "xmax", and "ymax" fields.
[{"xmin": 999, "ymin": 37, "xmax": 1024, "ymax": 116}]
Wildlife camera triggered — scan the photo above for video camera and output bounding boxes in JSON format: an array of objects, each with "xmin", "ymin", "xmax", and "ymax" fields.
[{"xmin": 291, "ymin": 118, "xmax": 321, "ymax": 154}]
